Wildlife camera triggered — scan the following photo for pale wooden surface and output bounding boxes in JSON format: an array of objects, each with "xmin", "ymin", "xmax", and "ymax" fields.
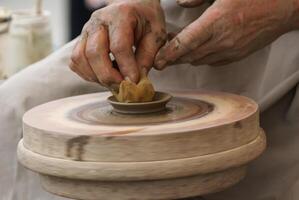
[
  {"xmin": 40, "ymin": 166, "xmax": 247, "ymax": 200},
  {"xmin": 18, "ymin": 130, "xmax": 265, "ymax": 181},
  {"xmin": 18, "ymin": 91, "xmax": 266, "ymax": 200},
  {"xmin": 23, "ymin": 91, "xmax": 260, "ymax": 162}
]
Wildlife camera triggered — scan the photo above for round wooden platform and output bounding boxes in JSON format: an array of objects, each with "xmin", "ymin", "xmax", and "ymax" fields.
[{"xmin": 18, "ymin": 91, "xmax": 266, "ymax": 200}]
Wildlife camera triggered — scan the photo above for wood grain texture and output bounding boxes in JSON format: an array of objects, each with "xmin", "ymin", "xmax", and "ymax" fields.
[
  {"xmin": 40, "ymin": 166, "xmax": 247, "ymax": 200},
  {"xmin": 22, "ymin": 91, "xmax": 260, "ymax": 162},
  {"xmin": 17, "ymin": 130, "xmax": 265, "ymax": 181}
]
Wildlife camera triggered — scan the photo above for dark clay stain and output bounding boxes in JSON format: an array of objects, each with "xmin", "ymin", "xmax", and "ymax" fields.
[
  {"xmin": 105, "ymin": 136, "xmax": 114, "ymax": 140},
  {"xmin": 144, "ymin": 20, "xmax": 152, "ymax": 34},
  {"xmin": 66, "ymin": 136, "xmax": 90, "ymax": 161},
  {"xmin": 234, "ymin": 121, "xmax": 243, "ymax": 129},
  {"xmin": 155, "ymin": 29, "xmax": 167, "ymax": 45},
  {"xmin": 155, "ymin": 36, "xmax": 165, "ymax": 45}
]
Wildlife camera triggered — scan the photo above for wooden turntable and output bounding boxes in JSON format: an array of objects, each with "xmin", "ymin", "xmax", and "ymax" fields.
[{"xmin": 17, "ymin": 91, "xmax": 266, "ymax": 200}]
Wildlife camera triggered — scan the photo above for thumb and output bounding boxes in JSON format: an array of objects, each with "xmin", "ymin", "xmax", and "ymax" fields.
[{"xmin": 176, "ymin": 0, "xmax": 205, "ymax": 8}]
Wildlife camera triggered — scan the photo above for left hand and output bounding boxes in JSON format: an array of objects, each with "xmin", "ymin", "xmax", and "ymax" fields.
[{"xmin": 154, "ymin": 0, "xmax": 299, "ymax": 68}]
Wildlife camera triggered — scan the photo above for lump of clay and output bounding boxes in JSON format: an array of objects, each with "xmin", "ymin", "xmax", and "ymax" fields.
[{"xmin": 113, "ymin": 72, "xmax": 155, "ymax": 103}]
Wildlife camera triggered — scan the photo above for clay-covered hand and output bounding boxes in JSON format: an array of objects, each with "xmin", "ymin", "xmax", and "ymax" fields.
[
  {"xmin": 154, "ymin": 0, "xmax": 299, "ymax": 68},
  {"xmin": 69, "ymin": 0, "xmax": 167, "ymax": 88}
]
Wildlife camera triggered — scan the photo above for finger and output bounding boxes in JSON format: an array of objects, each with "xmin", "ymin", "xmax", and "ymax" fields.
[
  {"xmin": 109, "ymin": 21, "xmax": 139, "ymax": 83},
  {"xmin": 154, "ymin": 14, "xmax": 212, "ymax": 70},
  {"xmin": 70, "ymin": 34, "xmax": 98, "ymax": 82},
  {"xmin": 210, "ymin": 54, "xmax": 244, "ymax": 66},
  {"xmin": 69, "ymin": 61, "xmax": 91, "ymax": 82},
  {"xmin": 135, "ymin": 28, "xmax": 167, "ymax": 73},
  {"xmin": 190, "ymin": 52, "xmax": 236, "ymax": 66},
  {"xmin": 86, "ymin": 25, "xmax": 123, "ymax": 86},
  {"xmin": 176, "ymin": 0, "xmax": 205, "ymax": 8},
  {"xmin": 174, "ymin": 39, "xmax": 216, "ymax": 64}
]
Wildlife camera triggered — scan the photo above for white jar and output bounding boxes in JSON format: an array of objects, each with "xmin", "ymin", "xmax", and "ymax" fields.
[
  {"xmin": 6, "ymin": 10, "xmax": 53, "ymax": 77},
  {"xmin": 0, "ymin": 7, "xmax": 11, "ymax": 79}
]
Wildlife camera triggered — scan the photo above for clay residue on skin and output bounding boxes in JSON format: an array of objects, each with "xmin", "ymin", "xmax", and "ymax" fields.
[
  {"xmin": 155, "ymin": 29, "xmax": 167, "ymax": 45},
  {"xmin": 173, "ymin": 37, "xmax": 182, "ymax": 51},
  {"xmin": 66, "ymin": 136, "xmax": 90, "ymax": 161},
  {"xmin": 144, "ymin": 19, "xmax": 152, "ymax": 34}
]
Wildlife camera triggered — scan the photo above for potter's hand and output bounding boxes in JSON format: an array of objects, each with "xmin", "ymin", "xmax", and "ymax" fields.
[
  {"xmin": 154, "ymin": 0, "xmax": 299, "ymax": 68},
  {"xmin": 70, "ymin": 0, "xmax": 166, "ymax": 87}
]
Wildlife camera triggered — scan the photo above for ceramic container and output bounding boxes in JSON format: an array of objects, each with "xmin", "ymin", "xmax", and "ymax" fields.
[{"xmin": 5, "ymin": 10, "xmax": 52, "ymax": 77}]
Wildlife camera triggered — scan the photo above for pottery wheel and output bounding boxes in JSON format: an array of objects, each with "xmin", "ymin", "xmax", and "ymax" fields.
[
  {"xmin": 72, "ymin": 96, "xmax": 212, "ymax": 125},
  {"xmin": 18, "ymin": 91, "xmax": 266, "ymax": 200}
]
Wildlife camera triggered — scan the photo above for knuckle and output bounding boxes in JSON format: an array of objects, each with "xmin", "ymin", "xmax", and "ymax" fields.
[
  {"xmin": 110, "ymin": 43, "xmax": 127, "ymax": 55},
  {"xmin": 86, "ymin": 12, "xmax": 104, "ymax": 33},
  {"xmin": 85, "ymin": 45, "xmax": 100, "ymax": 60},
  {"xmin": 71, "ymin": 50, "xmax": 82, "ymax": 64},
  {"xmin": 90, "ymin": 9, "xmax": 102, "ymax": 19}
]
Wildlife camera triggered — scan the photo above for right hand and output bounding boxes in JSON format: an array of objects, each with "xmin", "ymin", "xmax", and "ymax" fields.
[
  {"xmin": 69, "ymin": 0, "xmax": 167, "ymax": 89},
  {"xmin": 154, "ymin": 0, "xmax": 298, "ymax": 69}
]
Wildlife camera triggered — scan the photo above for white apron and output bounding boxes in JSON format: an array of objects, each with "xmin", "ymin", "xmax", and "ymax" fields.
[{"xmin": 0, "ymin": 1, "xmax": 298, "ymax": 200}]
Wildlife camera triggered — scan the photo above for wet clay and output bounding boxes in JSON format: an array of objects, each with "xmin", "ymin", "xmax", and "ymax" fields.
[{"xmin": 114, "ymin": 72, "xmax": 155, "ymax": 103}]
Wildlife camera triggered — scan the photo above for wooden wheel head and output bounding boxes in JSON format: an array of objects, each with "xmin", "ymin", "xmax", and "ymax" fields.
[{"xmin": 18, "ymin": 91, "xmax": 266, "ymax": 200}]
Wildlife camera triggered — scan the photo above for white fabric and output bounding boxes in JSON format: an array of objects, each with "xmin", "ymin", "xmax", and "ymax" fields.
[{"xmin": 0, "ymin": 1, "xmax": 298, "ymax": 200}]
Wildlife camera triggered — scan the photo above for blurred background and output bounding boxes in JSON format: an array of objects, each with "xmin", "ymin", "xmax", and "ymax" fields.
[
  {"xmin": 0, "ymin": 0, "xmax": 99, "ymax": 80},
  {"xmin": 1, "ymin": 0, "xmax": 94, "ymax": 47}
]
